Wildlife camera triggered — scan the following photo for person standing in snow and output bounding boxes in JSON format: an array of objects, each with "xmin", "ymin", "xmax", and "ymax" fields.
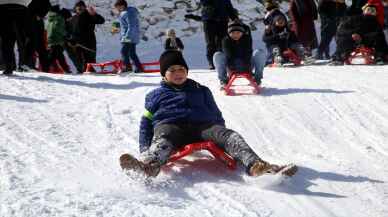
[
  {"xmin": 164, "ymin": 29, "xmax": 184, "ymax": 52},
  {"xmin": 46, "ymin": 5, "xmax": 71, "ymax": 74},
  {"xmin": 289, "ymin": 0, "xmax": 318, "ymax": 57},
  {"xmin": 200, "ymin": 0, "xmax": 239, "ymax": 70},
  {"xmin": 114, "ymin": 0, "xmax": 143, "ymax": 73},
  {"xmin": 22, "ymin": 0, "xmax": 51, "ymax": 72},
  {"xmin": 119, "ymin": 50, "xmax": 298, "ymax": 178},
  {"xmin": 67, "ymin": 1, "xmax": 105, "ymax": 73},
  {"xmin": 0, "ymin": 0, "xmax": 31, "ymax": 75},
  {"xmin": 214, "ymin": 20, "xmax": 265, "ymax": 89},
  {"xmin": 316, "ymin": 0, "xmax": 347, "ymax": 60}
]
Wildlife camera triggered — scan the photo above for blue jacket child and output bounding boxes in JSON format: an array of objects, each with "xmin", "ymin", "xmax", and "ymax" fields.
[
  {"xmin": 119, "ymin": 50, "xmax": 297, "ymax": 178},
  {"xmin": 119, "ymin": 6, "xmax": 140, "ymax": 44},
  {"xmin": 114, "ymin": 0, "xmax": 143, "ymax": 72}
]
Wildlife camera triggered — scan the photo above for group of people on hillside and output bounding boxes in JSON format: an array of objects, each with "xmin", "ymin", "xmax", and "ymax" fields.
[
  {"xmin": 0, "ymin": 0, "xmax": 105, "ymax": 75},
  {"xmin": 262, "ymin": 0, "xmax": 388, "ymax": 65},
  {"xmin": 2, "ymin": 0, "xmax": 388, "ymax": 78}
]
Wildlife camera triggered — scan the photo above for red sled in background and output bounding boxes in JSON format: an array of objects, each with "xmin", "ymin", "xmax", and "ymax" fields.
[
  {"xmin": 345, "ymin": 46, "xmax": 375, "ymax": 65},
  {"xmin": 270, "ymin": 48, "xmax": 302, "ymax": 67},
  {"xmin": 223, "ymin": 72, "xmax": 261, "ymax": 96},
  {"xmin": 85, "ymin": 60, "xmax": 122, "ymax": 74},
  {"xmin": 168, "ymin": 141, "xmax": 237, "ymax": 170},
  {"xmin": 86, "ymin": 60, "xmax": 160, "ymax": 74}
]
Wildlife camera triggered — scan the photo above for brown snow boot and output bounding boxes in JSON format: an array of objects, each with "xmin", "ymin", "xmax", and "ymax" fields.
[
  {"xmin": 119, "ymin": 153, "xmax": 160, "ymax": 177},
  {"xmin": 249, "ymin": 160, "xmax": 298, "ymax": 177}
]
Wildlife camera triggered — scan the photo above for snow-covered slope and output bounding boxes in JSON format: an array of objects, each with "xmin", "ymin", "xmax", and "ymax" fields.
[{"xmin": 1, "ymin": 63, "xmax": 388, "ymax": 217}]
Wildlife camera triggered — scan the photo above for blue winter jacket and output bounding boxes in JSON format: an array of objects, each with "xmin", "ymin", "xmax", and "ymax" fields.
[
  {"xmin": 119, "ymin": 6, "xmax": 140, "ymax": 44},
  {"xmin": 200, "ymin": 0, "xmax": 237, "ymax": 21},
  {"xmin": 138, "ymin": 79, "xmax": 225, "ymax": 152}
]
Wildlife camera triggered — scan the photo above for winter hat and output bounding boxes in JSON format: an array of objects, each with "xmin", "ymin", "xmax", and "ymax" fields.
[
  {"xmin": 264, "ymin": 0, "xmax": 278, "ymax": 10},
  {"xmin": 227, "ymin": 20, "xmax": 246, "ymax": 34},
  {"xmin": 166, "ymin": 28, "xmax": 176, "ymax": 37},
  {"xmin": 74, "ymin": 0, "xmax": 86, "ymax": 8},
  {"xmin": 159, "ymin": 50, "xmax": 189, "ymax": 77}
]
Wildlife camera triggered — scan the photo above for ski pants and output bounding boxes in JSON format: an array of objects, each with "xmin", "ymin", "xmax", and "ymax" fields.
[
  {"xmin": 141, "ymin": 123, "xmax": 263, "ymax": 173},
  {"xmin": 213, "ymin": 49, "xmax": 265, "ymax": 84},
  {"xmin": 121, "ymin": 42, "xmax": 143, "ymax": 72}
]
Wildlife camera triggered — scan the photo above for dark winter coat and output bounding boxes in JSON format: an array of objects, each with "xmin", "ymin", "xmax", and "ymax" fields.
[
  {"xmin": 164, "ymin": 37, "xmax": 184, "ymax": 51},
  {"xmin": 289, "ymin": 0, "xmax": 318, "ymax": 49},
  {"xmin": 139, "ymin": 79, "xmax": 225, "ymax": 152},
  {"xmin": 28, "ymin": 0, "xmax": 50, "ymax": 18},
  {"xmin": 67, "ymin": 10, "xmax": 105, "ymax": 48},
  {"xmin": 335, "ymin": 15, "xmax": 388, "ymax": 56},
  {"xmin": 263, "ymin": 24, "xmax": 299, "ymax": 50},
  {"xmin": 221, "ymin": 32, "xmax": 252, "ymax": 72},
  {"xmin": 47, "ymin": 11, "xmax": 66, "ymax": 47},
  {"xmin": 200, "ymin": 0, "xmax": 238, "ymax": 21},
  {"xmin": 337, "ymin": 15, "xmax": 383, "ymax": 39},
  {"xmin": 318, "ymin": 0, "xmax": 347, "ymax": 17}
]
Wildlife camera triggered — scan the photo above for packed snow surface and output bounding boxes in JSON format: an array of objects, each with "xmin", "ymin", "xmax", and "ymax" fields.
[{"xmin": 1, "ymin": 62, "xmax": 388, "ymax": 217}]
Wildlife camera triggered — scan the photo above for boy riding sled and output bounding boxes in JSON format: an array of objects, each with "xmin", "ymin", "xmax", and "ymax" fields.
[{"xmin": 119, "ymin": 50, "xmax": 297, "ymax": 178}]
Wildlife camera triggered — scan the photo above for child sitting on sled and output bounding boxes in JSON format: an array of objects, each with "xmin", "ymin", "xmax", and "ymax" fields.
[
  {"xmin": 263, "ymin": 15, "xmax": 304, "ymax": 65},
  {"xmin": 119, "ymin": 50, "xmax": 297, "ymax": 177},
  {"xmin": 213, "ymin": 20, "xmax": 265, "ymax": 88},
  {"xmin": 330, "ymin": 4, "xmax": 388, "ymax": 65}
]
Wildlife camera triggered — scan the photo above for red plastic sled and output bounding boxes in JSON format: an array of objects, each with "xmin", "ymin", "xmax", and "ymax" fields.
[
  {"xmin": 346, "ymin": 46, "xmax": 375, "ymax": 65},
  {"xmin": 86, "ymin": 60, "xmax": 160, "ymax": 74},
  {"xmin": 283, "ymin": 48, "xmax": 302, "ymax": 66},
  {"xmin": 223, "ymin": 72, "xmax": 261, "ymax": 96},
  {"xmin": 270, "ymin": 48, "xmax": 302, "ymax": 67},
  {"xmin": 168, "ymin": 141, "xmax": 237, "ymax": 170},
  {"xmin": 140, "ymin": 61, "xmax": 160, "ymax": 73},
  {"xmin": 86, "ymin": 60, "xmax": 122, "ymax": 74}
]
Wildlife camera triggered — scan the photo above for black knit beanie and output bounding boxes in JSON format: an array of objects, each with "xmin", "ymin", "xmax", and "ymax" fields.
[
  {"xmin": 75, "ymin": 1, "xmax": 86, "ymax": 8},
  {"xmin": 159, "ymin": 50, "xmax": 189, "ymax": 77},
  {"xmin": 227, "ymin": 20, "xmax": 246, "ymax": 34}
]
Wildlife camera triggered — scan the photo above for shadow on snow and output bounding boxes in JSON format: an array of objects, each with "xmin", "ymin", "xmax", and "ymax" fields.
[{"xmin": 0, "ymin": 94, "xmax": 48, "ymax": 103}]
